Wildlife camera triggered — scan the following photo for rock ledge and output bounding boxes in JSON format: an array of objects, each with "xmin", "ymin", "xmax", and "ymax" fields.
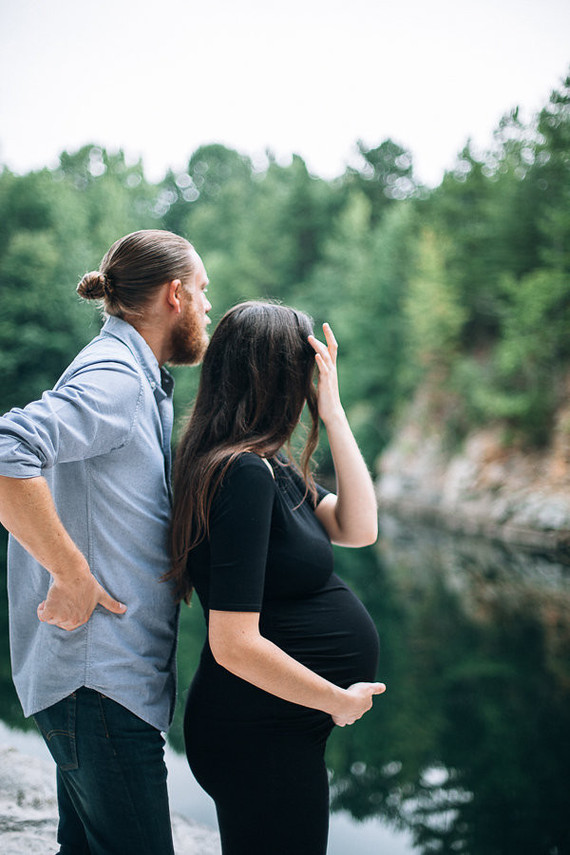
[
  {"xmin": 377, "ymin": 421, "xmax": 570, "ymax": 554},
  {"xmin": 0, "ymin": 743, "xmax": 221, "ymax": 855}
]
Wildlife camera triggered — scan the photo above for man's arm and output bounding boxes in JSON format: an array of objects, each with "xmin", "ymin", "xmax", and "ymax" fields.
[
  {"xmin": 0, "ymin": 362, "xmax": 140, "ymax": 631},
  {"xmin": 0, "ymin": 474, "xmax": 126, "ymax": 630}
]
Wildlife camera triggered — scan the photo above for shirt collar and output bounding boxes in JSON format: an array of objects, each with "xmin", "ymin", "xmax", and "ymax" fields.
[{"xmin": 100, "ymin": 316, "xmax": 174, "ymax": 399}]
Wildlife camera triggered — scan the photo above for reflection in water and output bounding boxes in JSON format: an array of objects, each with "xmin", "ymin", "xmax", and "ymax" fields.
[
  {"xmin": 2, "ymin": 520, "xmax": 570, "ymax": 854},
  {"xmin": 328, "ymin": 516, "xmax": 570, "ymax": 855}
]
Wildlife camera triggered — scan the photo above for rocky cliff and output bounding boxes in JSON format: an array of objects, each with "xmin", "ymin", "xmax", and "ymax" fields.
[{"xmin": 376, "ymin": 389, "xmax": 570, "ymax": 553}]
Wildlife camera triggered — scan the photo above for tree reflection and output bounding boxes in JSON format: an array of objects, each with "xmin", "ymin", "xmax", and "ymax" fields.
[
  {"xmin": 2, "ymin": 515, "xmax": 570, "ymax": 853},
  {"xmin": 327, "ymin": 520, "xmax": 570, "ymax": 854}
]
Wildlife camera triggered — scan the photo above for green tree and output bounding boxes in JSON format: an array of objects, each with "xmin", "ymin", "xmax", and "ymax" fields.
[
  {"xmin": 295, "ymin": 193, "xmax": 417, "ymax": 465},
  {"xmin": 404, "ymin": 229, "xmax": 466, "ymax": 375},
  {"xmin": 534, "ymin": 73, "xmax": 570, "ymax": 272},
  {"xmin": 0, "ymin": 146, "xmax": 161, "ymax": 412},
  {"xmin": 346, "ymin": 138, "xmax": 418, "ymax": 224}
]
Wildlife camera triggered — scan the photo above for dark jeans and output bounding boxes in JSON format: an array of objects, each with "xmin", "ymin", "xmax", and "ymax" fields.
[{"xmin": 33, "ymin": 687, "xmax": 175, "ymax": 855}]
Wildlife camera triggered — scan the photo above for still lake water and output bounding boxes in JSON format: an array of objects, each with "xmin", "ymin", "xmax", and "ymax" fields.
[{"xmin": 1, "ymin": 515, "xmax": 569, "ymax": 855}]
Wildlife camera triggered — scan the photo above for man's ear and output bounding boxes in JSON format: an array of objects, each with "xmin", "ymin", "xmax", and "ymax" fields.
[{"xmin": 165, "ymin": 279, "xmax": 183, "ymax": 314}]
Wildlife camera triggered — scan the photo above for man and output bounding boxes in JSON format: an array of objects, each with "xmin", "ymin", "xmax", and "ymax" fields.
[{"xmin": 0, "ymin": 229, "xmax": 211, "ymax": 855}]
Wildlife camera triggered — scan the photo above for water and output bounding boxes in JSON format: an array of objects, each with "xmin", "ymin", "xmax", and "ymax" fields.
[{"xmin": 2, "ymin": 516, "xmax": 570, "ymax": 855}]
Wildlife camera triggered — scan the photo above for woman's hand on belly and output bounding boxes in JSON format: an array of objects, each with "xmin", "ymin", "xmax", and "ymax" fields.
[
  {"xmin": 209, "ymin": 609, "xmax": 385, "ymax": 721},
  {"xmin": 331, "ymin": 681, "xmax": 387, "ymax": 727}
]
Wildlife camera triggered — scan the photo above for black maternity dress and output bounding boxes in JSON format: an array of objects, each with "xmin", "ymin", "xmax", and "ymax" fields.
[{"xmin": 184, "ymin": 453, "xmax": 380, "ymax": 855}]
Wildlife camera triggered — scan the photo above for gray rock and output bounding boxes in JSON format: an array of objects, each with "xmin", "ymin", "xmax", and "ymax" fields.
[
  {"xmin": 376, "ymin": 423, "xmax": 570, "ymax": 551},
  {"xmin": 0, "ymin": 743, "xmax": 221, "ymax": 855}
]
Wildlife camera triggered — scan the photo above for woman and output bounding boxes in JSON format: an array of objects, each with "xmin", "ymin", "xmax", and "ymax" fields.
[{"xmin": 168, "ymin": 301, "xmax": 385, "ymax": 855}]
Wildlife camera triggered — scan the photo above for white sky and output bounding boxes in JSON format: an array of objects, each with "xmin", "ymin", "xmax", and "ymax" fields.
[{"xmin": 1, "ymin": 0, "xmax": 569, "ymax": 187}]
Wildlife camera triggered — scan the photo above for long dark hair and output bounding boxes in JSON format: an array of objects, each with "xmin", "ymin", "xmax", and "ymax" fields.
[{"xmin": 167, "ymin": 301, "xmax": 319, "ymax": 602}]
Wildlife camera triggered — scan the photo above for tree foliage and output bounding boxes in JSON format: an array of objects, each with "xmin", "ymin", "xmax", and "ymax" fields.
[{"xmin": 0, "ymin": 69, "xmax": 569, "ymax": 459}]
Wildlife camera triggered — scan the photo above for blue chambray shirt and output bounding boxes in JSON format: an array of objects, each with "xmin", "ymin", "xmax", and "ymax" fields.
[{"xmin": 0, "ymin": 316, "xmax": 179, "ymax": 732}]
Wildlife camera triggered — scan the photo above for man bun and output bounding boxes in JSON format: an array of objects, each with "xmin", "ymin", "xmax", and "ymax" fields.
[
  {"xmin": 76, "ymin": 271, "xmax": 110, "ymax": 300},
  {"xmin": 75, "ymin": 230, "xmax": 195, "ymax": 318}
]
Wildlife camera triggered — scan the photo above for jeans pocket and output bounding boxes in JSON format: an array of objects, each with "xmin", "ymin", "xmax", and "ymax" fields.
[{"xmin": 34, "ymin": 693, "xmax": 78, "ymax": 772}]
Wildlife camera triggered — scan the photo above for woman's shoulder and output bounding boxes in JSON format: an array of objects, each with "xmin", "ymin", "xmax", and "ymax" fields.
[
  {"xmin": 221, "ymin": 452, "xmax": 276, "ymax": 486},
  {"xmin": 213, "ymin": 452, "xmax": 276, "ymax": 509},
  {"xmin": 230, "ymin": 451, "xmax": 273, "ymax": 471}
]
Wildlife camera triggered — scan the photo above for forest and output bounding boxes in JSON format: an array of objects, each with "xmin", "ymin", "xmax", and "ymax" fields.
[{"xmin": 1, "ymin": 75, "xmax": 569, "ymax": 476}]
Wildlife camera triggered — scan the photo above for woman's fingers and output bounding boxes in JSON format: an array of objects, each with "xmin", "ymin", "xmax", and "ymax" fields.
[
  {"xmin": 308, "ymin": 323, "xmax": 343, "ymax": 424},
  {"xmin": 308, "ymin": 323, "xmax": 337, "ymax": 366},
  {"xmin": 331, "ymin": 681, "xmax": 387, "ymax": 727},
  {"xmin": 314, "ymin": 352, "xmax": 328, "ymax": 374},
  {"xmin": 308, "ymin": 334, "xmax": 327, "ymax": 359},
  {"xmin": 322, "ymin": 323, "xmax": 338, "ymax": 362}
]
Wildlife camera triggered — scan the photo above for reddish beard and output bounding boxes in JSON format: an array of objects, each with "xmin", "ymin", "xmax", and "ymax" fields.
[{"xmin": 168, "ymin": 293, "xmax": 209, "ymax": 366}]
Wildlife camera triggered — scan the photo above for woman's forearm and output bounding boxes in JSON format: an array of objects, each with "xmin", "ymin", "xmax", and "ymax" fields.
[
  {"xmin": 213, "ymin": 623, "xmax": 343, "ymax": 713},
  {"xmin": 323, "ymin": 408, "xmax": 378, "ymax": 546},
  {"xmin": 309, "ymin": 325, "xmax": 378, "ymax": 547},
  {"xmin": 209, "ymin": 610, "xmax": 383, "ymax": 723}
]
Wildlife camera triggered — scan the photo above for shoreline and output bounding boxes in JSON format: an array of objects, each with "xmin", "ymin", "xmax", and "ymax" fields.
[
  {"xmin": 0, "ymin": 730, "xmax": 221, "ymax": 855},
  {"xmin": 377, "ymin": 496, "xmax": 570, "ymax": 557},
  {"xmin": 376, "ymin": 422, "xmax": 570, "ymax": 559}
]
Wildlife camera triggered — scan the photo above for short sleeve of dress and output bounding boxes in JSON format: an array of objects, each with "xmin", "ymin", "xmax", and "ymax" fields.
[
  {"xmin": 275, "ymin": 457, "xmax": 330, "ymax": 509},
  {"xmin": 313, "ymin": 480, "xmax": 331, "ymax": 508},
  {"xmin": 207, "ymin": 454, "xmax": 276, "ymax": 612}
]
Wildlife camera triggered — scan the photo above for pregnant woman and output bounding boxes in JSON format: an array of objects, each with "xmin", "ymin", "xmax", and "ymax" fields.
[{"xmin": 168, "ymin": 301, "xmax": 385, "ymax": 855}]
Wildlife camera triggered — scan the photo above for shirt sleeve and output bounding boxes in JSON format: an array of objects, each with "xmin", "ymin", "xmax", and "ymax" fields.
[
  {"xmin": 207, "ymin": 454, "xmax": 276, "ymax": 612},
  {"xmin": 0, "ymin": 361, "xmax": 143, "ymax": 478}
]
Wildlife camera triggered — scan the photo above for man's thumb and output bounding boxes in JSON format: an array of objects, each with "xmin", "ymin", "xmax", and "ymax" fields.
[{"xmin": 99, "ymin": 590, "xmax": 127, "ymax": 615}]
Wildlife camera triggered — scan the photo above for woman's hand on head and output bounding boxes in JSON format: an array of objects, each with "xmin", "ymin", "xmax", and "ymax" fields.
[
  {"xmin": 308, "ymin": 323, "xmax": 344, "ymax": 426},
  {"xmin": 308, "ymin": 320, "xmax": 378, "ymax": 548}
]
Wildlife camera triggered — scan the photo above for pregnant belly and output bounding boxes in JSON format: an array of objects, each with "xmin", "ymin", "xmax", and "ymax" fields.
[{"xmin": 260, "ymin": 574, "xmax": 380, "ymax": 688}]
